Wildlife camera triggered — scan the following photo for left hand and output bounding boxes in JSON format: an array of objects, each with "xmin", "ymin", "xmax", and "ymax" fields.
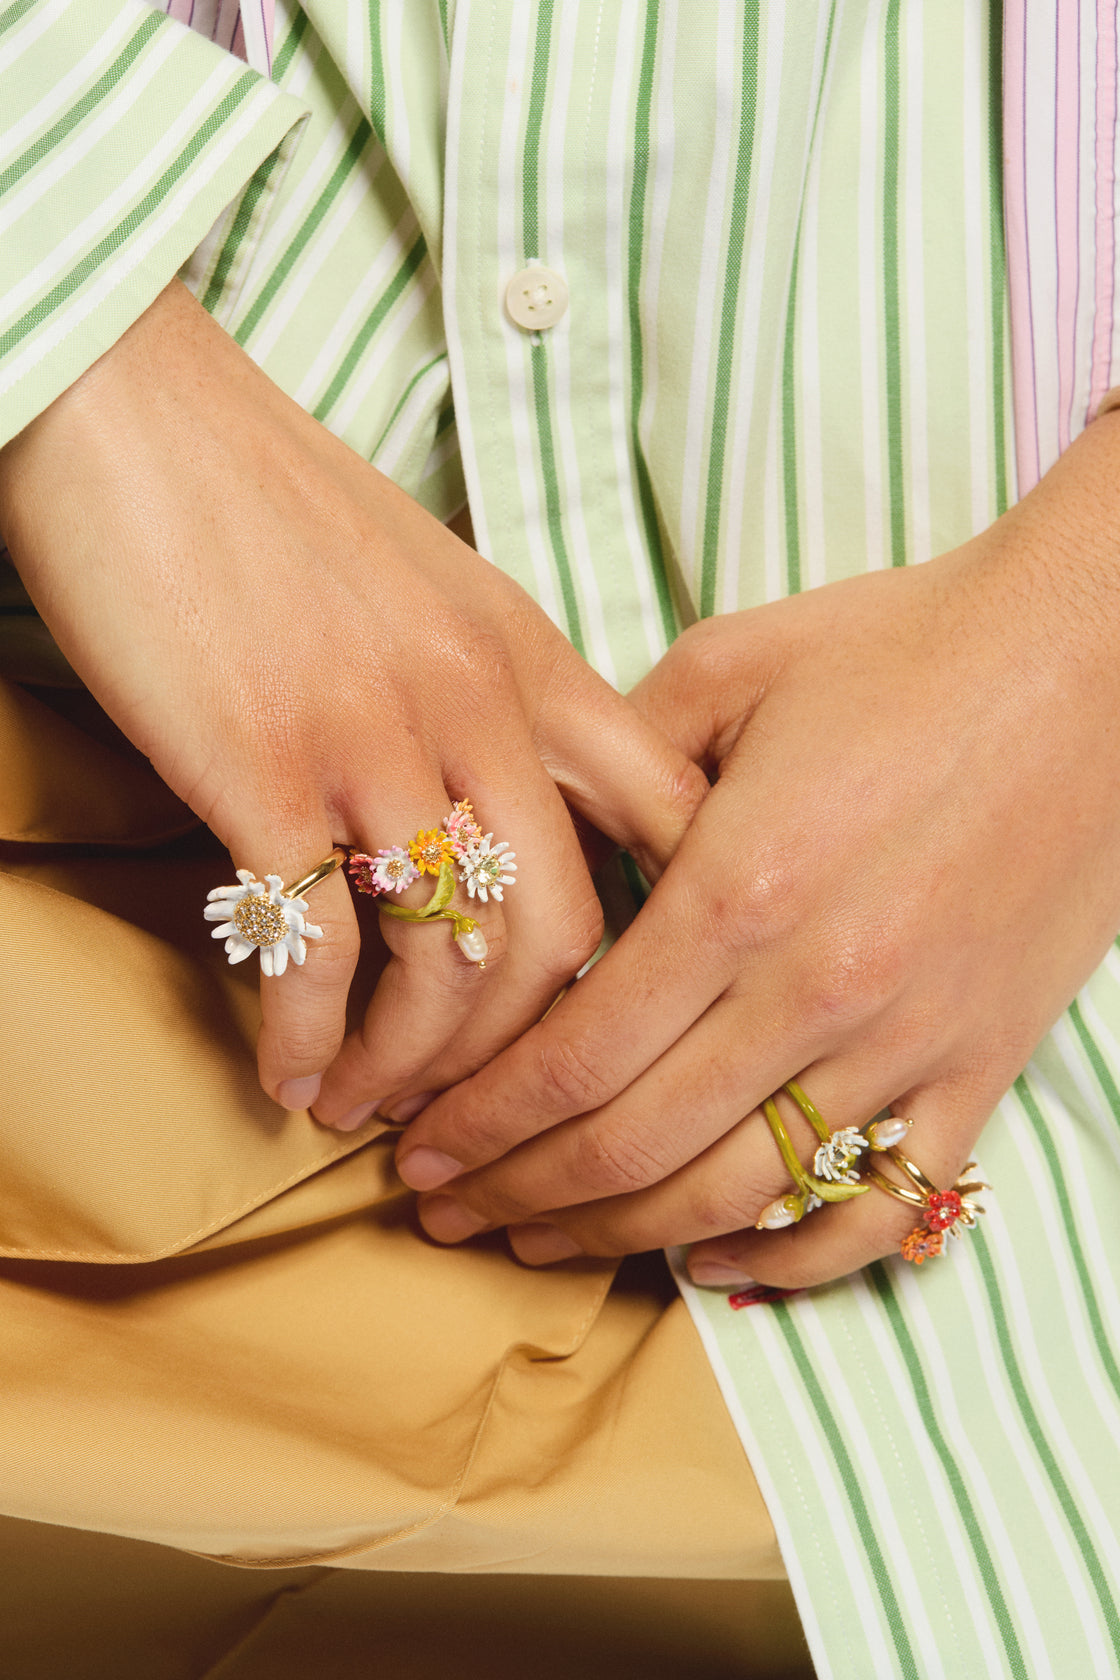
[{"xmin": 390, "ymin": 412, "xmax": 1120, "ymax": 1289}]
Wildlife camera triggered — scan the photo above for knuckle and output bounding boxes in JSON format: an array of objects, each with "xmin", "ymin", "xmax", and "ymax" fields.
[
  {"xmin": 570, "ymin": 1120, "xmax": 673, "ymax": 1196},
  {"xmin": 533, "ymin": 1034, "xmax": 614, "ymax": 1115},
  {"xmin": 705, "ymin": 856, "xmax": 800, "ymax": 952},
  {"xmin": 797, "ymin": 936, "xmax": 905, "ymax": 1033},
  {"xmin": 541, "ymin": 893, "xmax": 604, "ymax": 983}
]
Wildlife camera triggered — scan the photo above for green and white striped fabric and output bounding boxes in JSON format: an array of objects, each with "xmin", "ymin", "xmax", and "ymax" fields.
[{"xmin": 3, "ymin": 1, "xmax": 1120, "ymax": 1674}]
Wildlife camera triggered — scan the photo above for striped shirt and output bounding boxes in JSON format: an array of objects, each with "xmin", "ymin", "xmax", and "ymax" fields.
[{"xmin": 3, "ymin": 3, "xmax": 1120, "ymax": 1676}]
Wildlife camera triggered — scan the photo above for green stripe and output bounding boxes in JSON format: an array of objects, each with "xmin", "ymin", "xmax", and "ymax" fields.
[
  {"xmin": 987, "ymin": 0, "xmax": 1009, "ymax": 516},
  {"xmin": 312, "ymin": 233, "xmax": 427, "ymax": 422},
  {"xmin": 627, "ymin": 1, "xmax": 676, "ymax": 648},
  {"xmin": 200, "ymin": 140, "xmax": 289, "ymax": 315},
  {"xmin": 271, "ymin": 7, "xmax": 308, "ymax": 83},
  {"xmin": 882, "ymin": 0, "xmax": 906, "ymax": 564},
  {"xmin": 0, "ymin": 13, "xmax": 162, "ymax": 200},
  {"xmin": 371, "ymin": 352, "xmax": 447, "ymax": 457},
  {"xmin": 521, "ymin": 0, "xmax": 583, "ymax": 653},
  {"xmin": 974, "ymin": 1225, "xmax": 1120, "ymax": 1649},
  {"xmin": 438, "ymin": 0, "xmax": 449, "ymax": 54},
  {"xmin": 435, "ymin": 396, "xmax": 455, "ymax": 439},
  {"xmin": 774, "ymin": 1303, "xmax": 920, "ymax": 1678},
  {"xmin": 780, "ymin": 230, "xmax": 804, "ymax": 597},
  {"xmin": 235, "ymin": 112, "xmax": 373, "ymax": 346},
  {"xmin": 699, "ymin": 8, "xmax": 760, "ymax": 619},
  {"xmin": 369, "ymin": 0, "xmax": 386, "ymax": 146},
  {"xmin": 871, "ymin": 1265, "xmax": 1030, "ymax": 1678},
  {"xmin": 0, "ymin": 74, "xmax": 257, "ymax": 361},
  {"xmin": 1068, "ymin": 996, "xmax": 1120, "ymax": 1128},
  {"xmin": 1013, "ymin": 1075, "xmax": 1120, "ymax": 1404},
  {"xmin": 780, "ymin": 5, "xmax": 840, "ymax": 599},
  {"xmin": 0, "ymin": 0, "xmax": 36, "ymax": 43}
]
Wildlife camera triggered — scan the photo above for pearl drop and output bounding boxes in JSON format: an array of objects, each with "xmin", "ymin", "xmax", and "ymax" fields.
[
  {"xmin": 756, "ymin": 1197, "xmax": 797, "ymax": 1231},
  {"xmin": 868, "ymin": 1116, "xmax": 912, "ymax": 1152},
  {"xmin": 455, "ymin": 926, "xmax": 489, "ymax": 963}
]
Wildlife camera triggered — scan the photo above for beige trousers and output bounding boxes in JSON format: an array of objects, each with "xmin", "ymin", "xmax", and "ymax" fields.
[{"xmin": 0, "ymin": 674, "xmax": 809, "ymax": 1668}]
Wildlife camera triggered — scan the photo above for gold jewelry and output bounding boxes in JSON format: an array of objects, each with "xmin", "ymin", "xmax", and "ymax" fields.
[
  {"xmin": 868, "ymin": 1147, "xmax": 988, "ymax": 1263},
  {"xmin": 755, "ymin": 1082, "xmax": 870, "ymax": 1230},
  {"xmin": 204, "ymin": 847, "xmax": 346, "ymax": 976}
]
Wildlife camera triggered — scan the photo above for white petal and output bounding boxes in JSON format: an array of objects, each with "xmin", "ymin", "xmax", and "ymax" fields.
[
  {"xmin": 265, "ymin": 875, "xmax": 285, "ymax": 900},
  {"xmin": 259, "ymin": 945, "xmax": 275, "ymax": 977},
  {"xmin": 235, "ymin": 869, "xmax": 256, "ymax": 887},
  {"xmin": 270, "ymin": 942, "xmax": 288, "ymax": 976},
  {"xmin": 207, "ymin": 886, "xmax": 243, "ymax": 903},
  {"xmin": 488, "ymin": 884, "xmax": 503, "ymax": 902},
  {"xmin": 303, "ymin": 922, "xmax": 324, "ymax": 940},
  {"xmin": 287, "ymin": 934, "xmax": 307, "ymax": 965},
  {"xmin": 204, "ymin": 902, "xmax": 238, "ymax": 922},
  {"xmin": 226, "ymin": 939, "xmax": 255, "ymax": 965},
  {"xmin": 210, "ymin": 922, "xmax": 237, "ymax": 939}
]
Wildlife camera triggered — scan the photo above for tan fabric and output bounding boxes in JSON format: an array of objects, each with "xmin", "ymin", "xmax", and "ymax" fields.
[
  {"xmin": 0, "ymin": 679, "xmax": 784, "ymax": 1582},
  {"xmin": 0, "ymin": 1517, "xmax": 815, "ymax": 1679}
]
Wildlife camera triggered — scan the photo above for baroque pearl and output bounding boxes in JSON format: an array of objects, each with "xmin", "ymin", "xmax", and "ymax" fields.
[
  {"xmin": 756, "ymin": 1197, "xmax": 797, "ymax": 1231},
  {"xmin": 868, "ymin": 1115, "xmax": 912, "ymax": 1152},
  {"xmin": 455, "ymin": 925, "xmax": 489, "ymax": 964}
]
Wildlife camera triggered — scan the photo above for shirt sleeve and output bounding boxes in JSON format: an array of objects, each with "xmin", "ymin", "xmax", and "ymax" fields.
[{"xmin": 0, "ymin": 0, "xmax": 309, "ymax": 447}]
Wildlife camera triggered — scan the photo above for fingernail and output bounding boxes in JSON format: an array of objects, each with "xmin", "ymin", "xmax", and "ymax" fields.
[
  {"xmin": 332, "ymin": 1101, "xmax": 381, "ymax": 1133},
  {"xmin": 687, "ymin": 1261, "xmax": 756, "ymax": 1288},
  {"xmin": 397, "ymin": 1147, "xmax": 465, "ymax": 1191},
  {"xmin": 384, "ymin": 1091, "xmax": 436, "ymax": 1124},
  {"xmin": 418, "ymin": 1196, "xmax": 489, "ymax": 1243},
  {"xmin": 512, "ymin": 1225, "xmax": 584, "ymax": 1265},
  {"xmin": 276, "ymin": 1073, "xmax": 323, "ymax": 1111}
]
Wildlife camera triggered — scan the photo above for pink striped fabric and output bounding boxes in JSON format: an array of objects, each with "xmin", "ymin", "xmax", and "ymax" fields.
[
  {"xmin": 1004, "ymin": 0, "xmax": 1120, "ymax": 495},
  {"xmin": 156, "ymin": 0, "xmax": 275, "ymax": 75}
]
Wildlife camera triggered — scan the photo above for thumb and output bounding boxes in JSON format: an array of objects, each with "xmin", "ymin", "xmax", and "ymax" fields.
[{"xmin": 538, "ymin": 665, "xmax": 709, "ymax": 884}]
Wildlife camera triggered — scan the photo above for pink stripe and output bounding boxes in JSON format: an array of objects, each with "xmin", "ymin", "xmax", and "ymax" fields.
[
  {"xmin": 1003, "ymin": 1, "xmax": 1042, "ymax": 492},
  {"xmin": 1054, "ymin": 2, "xmax": 1081, "ymax": 452},
  {"xmin": 1090, "ymin": 0, "xmax": 1119, "ymax": 412}
]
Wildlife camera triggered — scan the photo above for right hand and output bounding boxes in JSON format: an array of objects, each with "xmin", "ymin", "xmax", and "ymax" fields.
[{"xmin": 0, "ymin": 281, "xmax": 705, "ymax": 1118}]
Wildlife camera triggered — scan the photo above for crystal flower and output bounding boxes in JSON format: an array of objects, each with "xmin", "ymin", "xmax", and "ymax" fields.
[
  {"xmin": 409, "ymin": 828, "xmax": 456, "ymax": 876},
  {"xmin": 458, "ymin": 834, "xmax": 518, "ymax": 902},
  {"xmin": 204, "ymin": 870, "xmax": 322, "ymax": 976},
  {"xmin": 813, "ymin": 1126, "xmax": 869, "ymax": 1185}
]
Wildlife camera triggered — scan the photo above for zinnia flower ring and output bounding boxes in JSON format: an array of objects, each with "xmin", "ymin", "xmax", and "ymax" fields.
[
  {"xmin": 203, "ymin": 846, "xmax": 346, "ymax": 976},
  {"xmin": 346, "ymin": 799, "xmax": 517, "ymax": 968},
  {"xmin": 866, "ymin": 1145, "xmax": 988, "ymax": 1265}
]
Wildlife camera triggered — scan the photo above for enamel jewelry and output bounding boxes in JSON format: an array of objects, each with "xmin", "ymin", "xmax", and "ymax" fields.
[
  {"xmin": 347, "ymin": 800, "xmax": 516, "ymax": 965},
  {"xmin": 866, "ymin": 1144, "xmax": 988, "ymax": 1263},
  {"xmin": 203, "ymin": 847, "xmax": 346, "ymax": 976},
  {"xmin": 755, "ymin": 1082, "xmax": 871, "ymax": 1229}
]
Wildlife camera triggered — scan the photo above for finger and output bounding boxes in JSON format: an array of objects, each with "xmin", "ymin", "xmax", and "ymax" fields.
[
  {"xmin": 392, "ymin": 821, "xmax": 745, "ymax": 1182},
  {"xmin": 686, "ymin": 1078, "xmax": 989, "ymax": 1290},
  {"xmin": 534, "ymin": 656, "xmax": 709, "ymax": 881},
  {"xmin": 312, "ymin": 775, "xmax": 509, "ymax": 1129},
  {"xmin": 628, "ymin": 616, "xmax": 779, "ymax": 766},
  {"xmin": 208, "ymin": 815, "xmax": 360, "ymax": 1110},
  {"xmin": 316, "ymin": 736, "xmax": 609, "ymax": 1127},
  {"xmin": 403, "ymin": 988, "xmax": 818, "ymax": 1234}
]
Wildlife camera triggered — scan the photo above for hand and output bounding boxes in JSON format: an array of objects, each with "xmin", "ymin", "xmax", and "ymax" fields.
[
  {"xmin": 0, "ymin": 282, "xmax": 704, "ymax": 1116},
  {"xmin": 392, "ymin": 410, "xmax": 1120, "ymax": 1287}
]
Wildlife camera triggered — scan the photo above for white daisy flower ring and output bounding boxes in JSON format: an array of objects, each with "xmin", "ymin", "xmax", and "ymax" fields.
[
  {"xmin": 204, "ymin": 868, "xmax": 325, "ymax": 976},
  {"xmin": 458, "ymin": 835, "xmax": 518, "ymax": 903}
]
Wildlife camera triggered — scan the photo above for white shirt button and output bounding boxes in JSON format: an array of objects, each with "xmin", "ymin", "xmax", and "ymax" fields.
[{"xmin": 504, "ymin": 265, "xmax": 569, "ymax": 331}]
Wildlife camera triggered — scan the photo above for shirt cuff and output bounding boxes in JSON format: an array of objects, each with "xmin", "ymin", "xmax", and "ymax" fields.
[{"xmin": 0, "ymin": 0, "xmax": 309, "ymax": 448}]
